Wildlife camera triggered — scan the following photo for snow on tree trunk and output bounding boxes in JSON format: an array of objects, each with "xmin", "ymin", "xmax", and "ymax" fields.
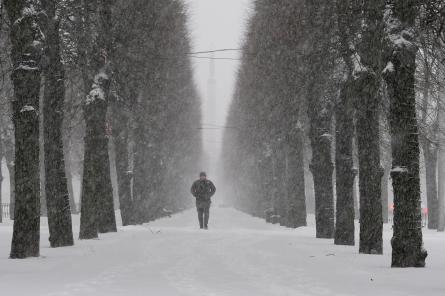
[
  {"xmin": 79, "ymin": 0, "xmax": 116, "ymax": 239},
  {"xmin": 79, "ymin": 73, "xmax": 116, "ymax": 238},
  {"xmin": 5, "ymin": 0, "xmax": 45, "ymax": 258},
  {"xmin": 42, "ymin": 0, "xmax": 74, "ymax": 248},
  {"xmin": 383, "ymin": 0, "xmax": 427, "ymax": 267}
]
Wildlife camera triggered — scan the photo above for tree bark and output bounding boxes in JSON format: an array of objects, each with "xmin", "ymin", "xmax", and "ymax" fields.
[
  {"xmin": 437, "ymin": 88, "xmax": 445, "ymax": 232},
  {"xmin": 79, "ymin": 0, "xmax": 116, "ymax": 238},
  {"xmin": 273, "ymin": 146, "xmax": 287, "ymax": 227},
  {"xmin": 438, "ymin": 129, "xmax": 445, "ymax": 231},
  {"xmin": 0, "ymin": 139, "xmax": 2, "ymax": 223},
  {"xmin": 334, "ymin": 0, "xmax": 359, "ymax": 245},
  {"xmin": 0, "ymin": 128, "xmax": 15, "ymax": 219},
  {"xmin": 39, "ymin": 126, "xmax": 46, "ymax": 217},
  {"xmin": 5, "ymin": 0, "xmax": 44, "ymax": 258},
  {"xmin": 423, "ymin": 142, "xmax": 438, "ymax": 229},
  {"xmin": 352, "ymin": 137, "xmax": 359, "ymax": 218},
  {"xmin": 42, "ymin": 0, "xmax": 74, "ymax": 248},
  {"xmin": 63, "ymin": 136, "xmax": 77, "ymax": 213},
  {"xmin": 381, "ymin": 163, "xmax": 391, "ymax": 224},
  {"xmin": 6, "ymin": 157, "xmax": 15, "ymax": 220},
  {"xmin": 132, "ymin": 122, "xmax": 148, "ymax": 225},
  {"xmin": 335, "ymin": 81, "xmax": 355, "ymax": 245},
  {"xmin": 354, "ymin": 0, "xmax": 386, "ymax": 255},
  {"xmin": 285, "ymin": 127, "xmax": 307, "ymax": 228},
  {"xmin": 308, "ymin": 84, "xmax": 335, "ymax": 238},
  {"xmin": 305, "ymin": 0, "xmax": 336, "ymax": 239},
  {"xmin": 418, "ymin": 33, "xmax": 439, "ymax": 230},
  {"xmin": 111, "ymin": 100, "xmax": 133, "ymax": 226},
  {"xmin": 80, "ymin": 94, "xmax": 116, "ymax": 238},
  {"xmin": 356, "ymin": 75, "xmax": 383, "ymax": 254},
  {"xmin": 383, "ymin": 0, "xmax": 427, "ymax": 267}
]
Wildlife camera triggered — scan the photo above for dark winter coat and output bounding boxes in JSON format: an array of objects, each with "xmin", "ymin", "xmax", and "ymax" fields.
[{"xmin": 191, "ymin": 179, "xmax": 216, "ymax": 208}]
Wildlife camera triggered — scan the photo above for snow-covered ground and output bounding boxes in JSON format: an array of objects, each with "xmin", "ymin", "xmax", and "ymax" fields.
[{"xmin": 1, "ymin": 207, "xmax": 444, "ymax": 296}]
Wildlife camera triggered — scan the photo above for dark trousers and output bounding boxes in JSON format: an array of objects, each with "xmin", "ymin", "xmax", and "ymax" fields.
[{"xmin": 197, "ymin": 206, "xmax": 210, "ymax": 228}]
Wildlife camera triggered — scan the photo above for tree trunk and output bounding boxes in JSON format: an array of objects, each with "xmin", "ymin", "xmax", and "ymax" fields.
[
  {"xmin": 144, "ymin": 139, "xmax": 164, "ymax": 222},
  {"xmin": 334, "ymin": 81, "xmax": 355, "ymax": 246},
  {"xmin": 309, "ymin": 140, "xmax": 335, "ymax": 238},
  {"xmin": 5, "ymin": 0, "xmax": 44, "ymax": 258},
  {"xmin": 285, "ymin": 127, "xmax": 307, "ymax": 228},
  {"xmin": 274, "ymin": 146, "xmax": 287, "ymax": 227},
  {"xmin": 79, "ymin": 0, "xmax": 116, "ymax": 238},
  {"xmin": 354, "ymin": 0, "xmax": 386, "ymax": 255},
  {"xmin": 305, "ymin": 1, "xmax": 336, "ymax": 239},
  {"xmin": 437, "ymin": 91, "xmax": 445, "ymax": 232},
  {"xmin": 438, "ymin": 134, "xmax": 445, "ymax": 231},
  {"xmin": 352, "ymin": 137, "xmax": 359, "ymax": 219},
  {"xmin": 308, "ymin": 84, "xmax": 335, "ymax": 238},
  {"xmin": 383, "ymin": 0, "xmax": 427, "ymax": 267},
  {"xmin": 0, "ymin": 139, "xmax": 2, "ymax": 223},
  {"xmin": 40, "ymin": 100, "xmax": 46, "ymax": 217},
  {"xmin": 381, "ymin": 163, "xmax": 391, "ymax": 224},
  {"xmin": 63, "ymin": 137, "xmax": 77, "ymax": 213},
  {"xmin": 42, "ymin": 0, "xmax": 74, "ymax": 248},
  {"xmin": 356, "ymin": 76, "xmax": 383, "ymax": 254},
  {"xmin": 132, "ymin": 138, "xmax": 146, "ymax": 224},
  {"xmin": 353, "ymin": 175, "xmax": 359, "ymax": 218},
  {"xmin": 334, "ymin": 0, "xmax": 357, "ymax": 245},
  {"xmin": 6, "ymin": 159, "xmax": 15, "ymax": 220},
  {"xmin": 418, "ymin": 34, "xmax": 438, "ymax": 230},
  {"xmin": 80, "ymin": 94, "xmax": 116, "ymax": 238},
  {"xmin": 91, "ymin": 1, "xmax": 116, "ymax": 235},
  {"xmin": 111, "ymin": 100, "xmax": 133, "ymax": 226},
  {"xmin": 423, "ymin": 143, "xmax": 438, "ymax": 229}
]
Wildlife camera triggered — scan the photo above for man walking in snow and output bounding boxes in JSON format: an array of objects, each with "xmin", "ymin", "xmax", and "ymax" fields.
[{"xmin": 191, "ymin": 172, "xmax": 216, "ymax": 229}]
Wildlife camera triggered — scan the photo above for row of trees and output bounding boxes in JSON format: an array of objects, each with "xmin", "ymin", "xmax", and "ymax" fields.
[
  {"xmin": 223, "ymin": 0, "xmax": 445, "ymax": 267},
  {"xmin": 1, "ymin": 0, "xmax": 201, "ymax": 258}
]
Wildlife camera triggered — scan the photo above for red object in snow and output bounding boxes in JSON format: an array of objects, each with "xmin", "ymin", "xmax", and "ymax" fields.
[{"xmin": 423, "ymin": 207, "xmax": 428, "ymax": 215}]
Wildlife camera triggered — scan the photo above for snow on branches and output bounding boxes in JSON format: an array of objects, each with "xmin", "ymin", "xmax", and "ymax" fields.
[{"xmin": 86, "ymin": 72, "xmax": 109, "ymax": 105}]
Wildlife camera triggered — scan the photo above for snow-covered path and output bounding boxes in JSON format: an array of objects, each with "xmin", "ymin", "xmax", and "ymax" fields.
[{"xmin": 1, "ymin": 207, "xmax": 444, "ymax": 296}]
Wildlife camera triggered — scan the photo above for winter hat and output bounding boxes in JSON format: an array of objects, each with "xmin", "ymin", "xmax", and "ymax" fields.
[{"xmin": 200, "ymin": 172, "xmax": 207, "ymax": 177}]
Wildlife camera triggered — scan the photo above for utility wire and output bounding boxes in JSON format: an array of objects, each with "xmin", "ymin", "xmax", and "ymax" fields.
[
  {"xmin": 187, "ymin": 48, "xmax": 242, "ymax": 55},
  {"xmin": 189, "ymin": 55, "xmax": 241, "ymax": 61}
]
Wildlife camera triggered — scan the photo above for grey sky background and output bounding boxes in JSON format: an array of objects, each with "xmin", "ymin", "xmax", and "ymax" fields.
[{"xmin": 184, "ymin": 0, "xmax": 253, "ymax": 174}]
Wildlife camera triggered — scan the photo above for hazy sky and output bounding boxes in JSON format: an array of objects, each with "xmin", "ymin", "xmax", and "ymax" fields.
[{"xmin": 184, "ymin": 0, "xmax": 253, "ymax": 173}]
